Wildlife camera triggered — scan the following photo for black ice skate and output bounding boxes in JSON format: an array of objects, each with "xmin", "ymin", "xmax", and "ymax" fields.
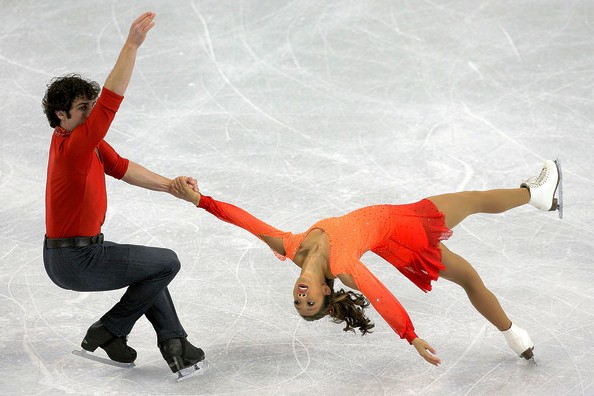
[
  {"xmin": 159, "ymin": 337, "xmax": 208, "ymax": 379},
  {"xmin": 72, "ymin": 321, "xmax": 137, "ymax": 368},
  {"xmin": 521, "ymin": 159, "xmax": 563, "ymax": 219}
]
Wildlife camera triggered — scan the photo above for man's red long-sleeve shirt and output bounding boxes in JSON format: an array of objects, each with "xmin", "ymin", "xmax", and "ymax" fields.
[{"xmin": 45, "ymin": 87, "xmax": 129, "ymax": 238}]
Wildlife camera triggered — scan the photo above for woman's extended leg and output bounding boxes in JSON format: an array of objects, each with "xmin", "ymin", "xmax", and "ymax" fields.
[
  {"xmin": 438, "ymin": 243, "xmax": 511, "ymax": 331},
  {"xmin": 438, "ymin": 242, "xmax": 536, "ymax": 360},
  {"xmin": 427, "ymin": 189, "xmax": 530, "ymax": 230},
  {"xmin": 424, "ymin": 188, "xmax": 530, "ymax": 330},
  {"xmin": 426, "ymin": 187, "xmax": 540, "ymax": 359},
  {"xmin": 427, "ymin": 159, "xmax": 561, "ymax": 229},
  {"xmin": 437, "ymin": 243, "xmax": 535, "ymax": 359}
]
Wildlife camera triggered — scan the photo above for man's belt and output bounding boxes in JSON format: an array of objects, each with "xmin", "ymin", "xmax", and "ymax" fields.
[{"xmin": 45, "ymin": 233, "xmax": 104, "ymax": 248}]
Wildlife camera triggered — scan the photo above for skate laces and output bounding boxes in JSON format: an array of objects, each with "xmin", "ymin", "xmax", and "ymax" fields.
[{"xmin": 525, "ymin": 165, "xmax": 549, "ymax": 188}]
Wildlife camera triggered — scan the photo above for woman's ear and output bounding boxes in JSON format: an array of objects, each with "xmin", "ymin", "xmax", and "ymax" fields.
[{"xmin": 322, "ymin": 284, "xmax": 331, "ymax": 295}]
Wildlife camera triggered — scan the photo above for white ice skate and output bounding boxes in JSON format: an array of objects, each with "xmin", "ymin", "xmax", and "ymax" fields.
[
  {"xmin": 521, "ymin": 159, "xmax": 563, "ymax": 218},
  {"xmin": 502, "ymin": 323, "xmax": 535, "ymax": 364}
]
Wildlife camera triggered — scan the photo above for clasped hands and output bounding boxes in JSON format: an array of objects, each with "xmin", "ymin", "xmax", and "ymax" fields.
[{"xmin": 170, "ymin": 176, "xmax": 201, "ymax": 206}]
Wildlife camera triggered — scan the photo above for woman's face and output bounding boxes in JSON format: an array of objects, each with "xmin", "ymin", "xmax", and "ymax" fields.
[{"xmin": 292, "ymin": 276, "xmax": 330, "ymax": 317}]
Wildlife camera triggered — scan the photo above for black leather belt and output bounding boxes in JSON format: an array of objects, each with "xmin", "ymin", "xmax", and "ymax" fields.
[{"xmin": 45, "ymin": 233, "xmax": 104, "ymax": 248}]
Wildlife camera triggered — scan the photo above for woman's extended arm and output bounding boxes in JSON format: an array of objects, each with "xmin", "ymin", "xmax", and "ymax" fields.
[
  {"xmin": 348, "ymin": 258, "xmax": 441, "ymax": 366},
  {"xmin": 171, "ymin": 177, "xmax": 288, "ymax": 256}
]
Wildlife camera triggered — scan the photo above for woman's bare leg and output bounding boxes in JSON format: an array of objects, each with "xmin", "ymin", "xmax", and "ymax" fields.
[
  {"xmin": 425, "ymin": 190, "xmax": 527, "ymax": 330},
  {"xmin": 438, "ymin": 243, "xmax": 511, "ymax": 331},
  {"xmin": 427, "ymin": 189, "xmax": 530, "ymax": 229},
  {"xmin": 427, "ymin": 188, "xmax": 537, "ymax": 357}
]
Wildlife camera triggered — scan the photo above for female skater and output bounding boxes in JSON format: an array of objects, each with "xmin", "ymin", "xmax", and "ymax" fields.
[{"xmin": 172, "ymin": 160, "xmax": 561, "ymax": 366}]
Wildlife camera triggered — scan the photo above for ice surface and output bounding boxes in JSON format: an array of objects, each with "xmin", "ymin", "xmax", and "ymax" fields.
[{"xmin": 1, "ymin": 1, "xmax": 593, "ymax": 395}]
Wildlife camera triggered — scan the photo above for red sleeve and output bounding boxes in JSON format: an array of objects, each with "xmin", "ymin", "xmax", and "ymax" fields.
[
  {"xmin": 349, "ymin": 259, "xmax": 418, "ymax": 343},
  {"xmin": 197, "ymin": 195, "xmax": 291, "ymax": 258},
  {"xmin": 65, "ymin": 87, "xmax": 124, "ymax": 158},
  {"xmin": 98, "ymin": 140, "xmax": 129, "ymax": 179}
]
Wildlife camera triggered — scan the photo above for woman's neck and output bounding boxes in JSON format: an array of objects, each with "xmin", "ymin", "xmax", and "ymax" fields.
[{"xmin": 295, "ymin": 229, "xmax": 332, "ymax": 278}]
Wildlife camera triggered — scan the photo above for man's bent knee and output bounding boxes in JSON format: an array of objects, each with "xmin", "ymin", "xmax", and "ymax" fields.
[
  {"xmin": 154, "ymin": 248, "xmax": 181, "ymax": 276},
  {"xmin": 166, "ymin": 250, "xmax": 181, "ymax": 275}
]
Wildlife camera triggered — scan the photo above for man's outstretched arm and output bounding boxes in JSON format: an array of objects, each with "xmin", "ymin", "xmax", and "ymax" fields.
[{"xmin": 104, "ymin": 11, "xmax": 156, "ymax": 96}]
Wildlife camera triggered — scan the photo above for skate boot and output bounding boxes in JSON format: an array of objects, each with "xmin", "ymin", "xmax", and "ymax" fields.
[
  {"xmin": 159, "ymin": 337, "xmax": 206, "ymax": 378},
  {"xmin": 502, "ymin": 323, "xmax": 534, "ymax": 361},
  {"xmin": 81, "ymin": 321, "xmax": 137, "ymax": 364},
  {"xmin": 520, "ymin": 160, "xmax": 560, "ymax": 212}
]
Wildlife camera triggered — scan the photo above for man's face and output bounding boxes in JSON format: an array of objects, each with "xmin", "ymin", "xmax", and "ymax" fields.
[{"xmin": 56, "ymin": 96, "xmax": 95, "ymax": 130}]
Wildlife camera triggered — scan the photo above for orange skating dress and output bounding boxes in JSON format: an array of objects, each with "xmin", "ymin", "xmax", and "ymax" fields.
[{"xmin": 197, "ymin": 196, "xmax": 452, "ymax": 343}]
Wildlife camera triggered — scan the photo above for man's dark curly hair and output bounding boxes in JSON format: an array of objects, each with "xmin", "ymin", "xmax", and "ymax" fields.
[
  {"xmin": 42, "ymin": 74, "xmax": 101, "ymax": 128},
  {"xmin": 299, "ymin": 278, "xmax": 375, "ymax": 335}
]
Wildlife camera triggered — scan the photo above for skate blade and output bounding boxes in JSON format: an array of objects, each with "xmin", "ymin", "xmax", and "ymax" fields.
[
  {"xmin": 555, "ymin": 158, "xmax": 563, "ymax": 219},
  {"xmin": 72, "ymin": 349, "xmax": 135, "ymax": 368},
  {"xmin": 174, "ymin": 359, "xmax": 209, "ymax": 381},
  {"xmin": 520, "ymin": 346, "xmax": 535, "ymax": 365}
]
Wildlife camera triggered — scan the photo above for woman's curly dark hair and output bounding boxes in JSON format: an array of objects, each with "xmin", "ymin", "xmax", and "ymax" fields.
[
  {"xmin": 42, "ymin": 73, "xmax": 101, "ymax": 128},
  {"xmin": 300, "ymin": 278, "xmax": 375, "ymax": 335}
]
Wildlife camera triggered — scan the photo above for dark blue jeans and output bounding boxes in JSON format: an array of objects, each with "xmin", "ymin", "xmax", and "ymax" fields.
[{"xmin": 43, "ymin": 240, "xmax": 187, "ymax": 345}]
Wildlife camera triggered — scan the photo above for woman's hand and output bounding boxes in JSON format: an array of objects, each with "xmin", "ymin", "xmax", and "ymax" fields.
[
  {"xmin": 412, "ymin": 338, "xmax": 441, "ymax": 366},
  {"xmin": 171, "ymin": 176, "xmax": 201, "ymax": 205}
]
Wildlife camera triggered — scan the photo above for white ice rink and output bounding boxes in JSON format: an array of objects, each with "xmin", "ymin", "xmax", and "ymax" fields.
[{"xmin": 1, "ymin": 1, "xmax": 593, "ymax": 395}]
